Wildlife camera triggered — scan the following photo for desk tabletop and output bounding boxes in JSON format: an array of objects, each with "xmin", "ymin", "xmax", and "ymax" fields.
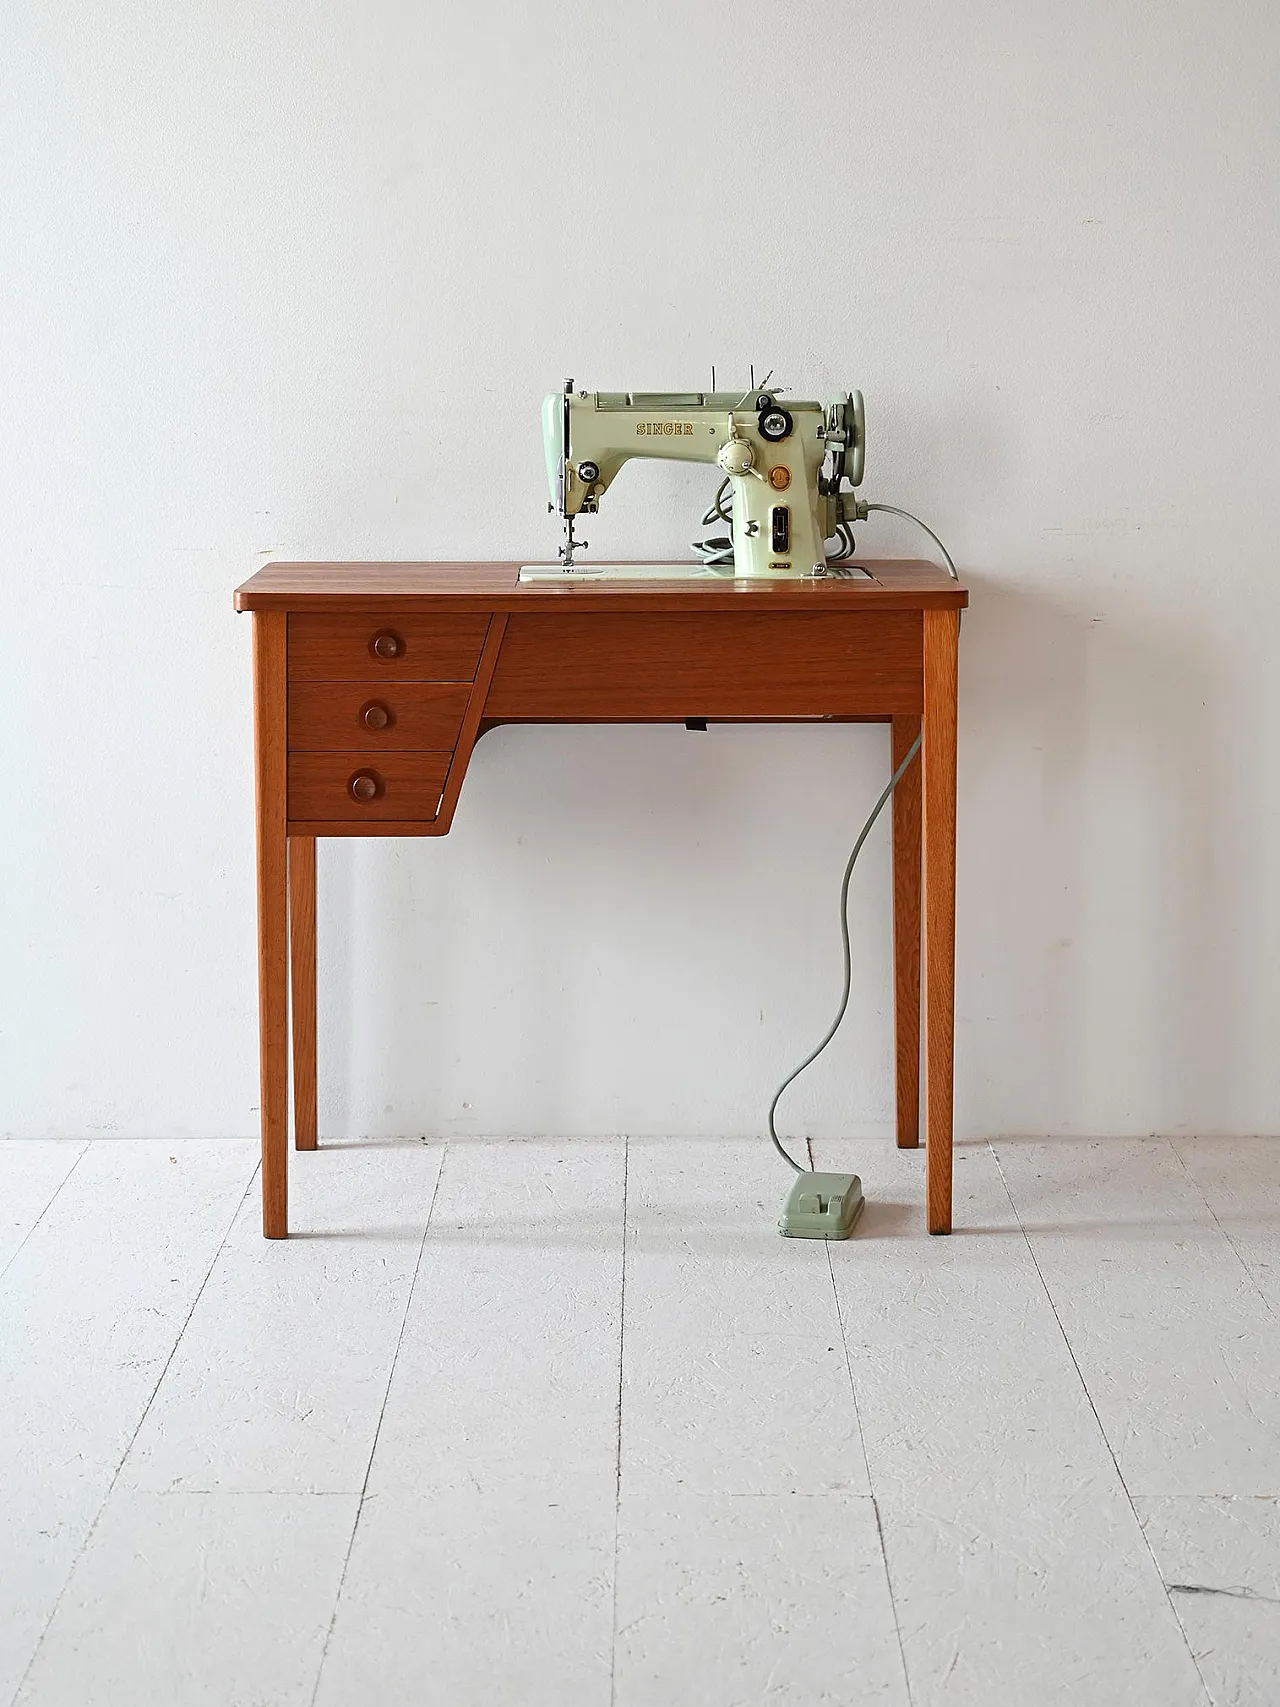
[{"xmin": 234, "ymin": 560, "xmax": 968, "ymax": 614}]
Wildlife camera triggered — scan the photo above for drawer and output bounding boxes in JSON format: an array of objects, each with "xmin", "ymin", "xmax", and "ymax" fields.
[
  {"xmin": 287, "ymin": 752, "xmax": 452, "ymax": 822},
  {"xmin": 487, "ymin": 610, "xmax": 924, "ymax": 717},
  {"xmin": 288, "ymin": 682, "xmax": 469, "ymax": 751},
  {"xmin": 288, "ymin": 613, "xmax": 489, "ymax": 682}
]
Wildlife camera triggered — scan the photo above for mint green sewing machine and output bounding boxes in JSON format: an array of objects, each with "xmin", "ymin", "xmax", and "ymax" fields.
[{"xmin": 521, "ymin": 378, "xmax": 869, "ymax": 582}]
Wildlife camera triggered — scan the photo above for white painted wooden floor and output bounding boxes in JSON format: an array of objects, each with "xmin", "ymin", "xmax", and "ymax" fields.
[{"xmin": 2, "ymin": 1133, "xmax": 1279, "ymax": 1706}]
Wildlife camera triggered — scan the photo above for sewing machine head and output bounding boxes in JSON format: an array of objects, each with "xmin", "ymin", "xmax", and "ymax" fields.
[{"xmin": 523, "ymin": 380, "xmax": 869, "ymax": 582}]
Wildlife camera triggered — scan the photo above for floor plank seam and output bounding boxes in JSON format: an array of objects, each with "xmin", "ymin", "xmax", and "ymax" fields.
[
  {"xmin": 0, "ymin": 1141, "xmax": 89, "ymax": 1290},
  {"xmin": 824, "ymin": 1236, "xmax": 914, "ymax": 1706},
  {"xmin": 1167, "ymin": 1135, "xmax": 1280, "ymax": 1327},
  {"xmin": 986, "ymin": 1139, "xmax": 1215, "ymax": 1706},
  {"xmin": 608, "ymin": 1134, "xmax": 630, "ymax": 1707},
  {"xmin": 8, "ymin": 1146, "xmax": 259, "ymax": 1707},
  {"xmin": 306, "ymin": 1142, "xmax": 446, "ymax": 1707}
]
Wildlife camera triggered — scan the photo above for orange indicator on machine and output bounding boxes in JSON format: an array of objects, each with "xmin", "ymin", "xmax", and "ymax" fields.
[{"xmin": 768, "ymin": 466, "xmax": 791, "ymax": 491}]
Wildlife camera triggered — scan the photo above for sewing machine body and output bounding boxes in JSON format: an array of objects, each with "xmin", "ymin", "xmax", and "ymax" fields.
[{"xmin": 524, "ymin": 383, "xmax": 867, "ymax": 582}]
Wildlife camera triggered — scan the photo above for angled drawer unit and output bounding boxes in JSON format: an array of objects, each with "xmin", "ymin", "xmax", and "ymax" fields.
[{"xmin": 283, "ymin": 612, "xmax": 503, "ymax": 833}]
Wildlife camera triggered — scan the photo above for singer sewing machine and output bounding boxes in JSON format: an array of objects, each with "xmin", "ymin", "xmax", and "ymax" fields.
[{"xmin": 520, "ymin": 379, "xmax": 869, "ymax": 582}]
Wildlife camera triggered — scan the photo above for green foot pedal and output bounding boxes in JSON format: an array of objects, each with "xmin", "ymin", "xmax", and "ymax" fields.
[{"xmin": 778, "ymin": 1172, "xmax": 865, "ymax": 1240}]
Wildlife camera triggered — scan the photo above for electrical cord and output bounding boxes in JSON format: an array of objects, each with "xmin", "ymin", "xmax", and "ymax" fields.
[
  {"xmin": 695, "ymin": 492, "xmax": 959, "ymax": 582},
  {"xmin": 767, "ymin": 731, "xmax": 923, "ymax": 1173},
  {"xmin": 693, "ymin": 483, "xmax": 861, "ymax": 568},
  {"xmin": 692, "ymin": 478, "xmax": 736, "ymax": 566},
  {"xmin": 827, "ymin": 520, "xmax": 857, "ymax": 561},
  {"xmin": 864, "ymin": 503, "xmax": 960, "ymax": 579}
]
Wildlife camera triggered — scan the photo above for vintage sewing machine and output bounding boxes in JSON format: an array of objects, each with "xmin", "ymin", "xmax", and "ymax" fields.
[{"xmin": 520, "ymin": 379, "xmax": 870, "ymax": 582}]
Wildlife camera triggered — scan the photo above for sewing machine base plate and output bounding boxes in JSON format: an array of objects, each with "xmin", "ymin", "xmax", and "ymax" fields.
[
  {"xmin": 777, "ymin": 1171, "xmax": 866, "ymax": 1239},
  {"xmin": 519, "ymin": 562, "xmax": 874, "ymax": 583}
]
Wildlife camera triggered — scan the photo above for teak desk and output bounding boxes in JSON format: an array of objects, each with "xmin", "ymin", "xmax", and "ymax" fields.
[{"xmin": 234, "ymin": 561, "xmax": 967, "ymax": 1239}]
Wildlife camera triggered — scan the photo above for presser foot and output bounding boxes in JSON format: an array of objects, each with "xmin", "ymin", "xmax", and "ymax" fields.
[{"xmin": 777, "ymin": 1172, "xmax": 865, "ymax": 1240}]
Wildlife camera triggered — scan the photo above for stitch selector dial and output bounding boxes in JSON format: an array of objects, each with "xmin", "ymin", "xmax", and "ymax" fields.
[{"xmin": 717, "ymin": 436, "xmax": 756, "ymax": 476}]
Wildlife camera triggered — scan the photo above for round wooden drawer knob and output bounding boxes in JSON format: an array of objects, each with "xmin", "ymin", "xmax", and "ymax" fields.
[
  {"xmin": 371, "ymin": 631, "xmax": 401, "ymax": 659},
  {"xmin": 349, "ymin": 770, "xmax": 381, "ymax": 803},
  {"xmin": 362, "ymin": 702, "xmax": 390, "ymax": 731}
]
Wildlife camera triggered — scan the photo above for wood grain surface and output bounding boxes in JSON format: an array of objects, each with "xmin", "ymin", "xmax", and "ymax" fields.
[
  {"xmin": 922, "ymin": 609, "xmax": 960, "ymax": 1235},
  {"xmin": 486, "ymin": 611, "xmax": 923, "ymax": 718},
  {"xmin": 434, "ymin": 615, "xmax": 508, "ymax": 834},
  {"xmin": 252, "ymin": 611, "xmax": 289, "ymax": 1237},
  {"xmin": 239, "ymin": 562, "xmax": 967, "ymax": 1240},
  {"xmin": 287, "ymin": 612, "xmax": 489, "ymax": 682},
  {"xmin": 287, "ymin": 752, "xmax": 452, "ymax": 823},
  {"xmin": 288, "ymin": 681, "xmax": 470, "ymax": 751},
  {"xmin": 892, "ymin": 714, "xmax": 922, "ymax": 1150},
  {"xmin": 288, "ymin": 836, "xmax": 317, "ymax": 1152},
  {"xmin": 236, "ymin": 559, "xmax": 968, "ymax": 613}
]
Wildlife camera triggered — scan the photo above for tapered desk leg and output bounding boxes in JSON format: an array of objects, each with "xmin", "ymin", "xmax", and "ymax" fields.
[
  {"xmin": 289, "ymin": 836, "xmax": 317, "ymax": 1151},
  {"xmin": 922, "ymin": 610, "xmax": 959, "ymax": 1235},
  {"xmin": 253, "ymin": 612, "xmax": 289, "ymax": 1238},
  {"xmin": 892, "ymin": 715, "xmax": 922, "ymax": 1149}
]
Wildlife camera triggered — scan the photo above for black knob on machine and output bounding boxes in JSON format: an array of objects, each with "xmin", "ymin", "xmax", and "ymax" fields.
[
  {"xmin": 577, "ymin": 460, "xmax": 600, "ymax": 484},
  {"xmin": 758, "ymin": 407, "xmax": 793, "ymax": 443}
]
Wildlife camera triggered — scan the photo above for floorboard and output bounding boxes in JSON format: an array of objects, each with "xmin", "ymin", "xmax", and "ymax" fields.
[
  {"xmin": 993, "ymin": 1136, "xmax": 1280, "ymax": 1496},
  {"xmin": 0, "ymin": 1142, "xmax": 87, "ymax": 1279},
  {"xmin": 120, "ymin": 1139, "xmax": 444, "ymax": 1495},
  {"xmin": 1135, "ymin": 1494, "xmax": 1280, "ymax": 1707},
  {"xmin": 613, "ymin": 1492, "xmax": 909, "ymax": 1707},
  {"xmin": 1172, "ymin": 1135, "xmax": 1280, "ymax": 1317},
  {"xmin": 816, "ymin": 1136, "xmax": 1207, "ymax": 1707},
  {"xmin": 621, "ymin": 1136, "xmax": 868, "ymax": 1499},
  {"xmin": 7, "ymin": 1135, "xmax": 1280, "ymax": 1705},
  {"xmin": 314, "ymin": 1488, "xmax": 615, "ymax": 1707},
  {"xmin": 362, "ymin": 1137, "xmax": 625, "ymax": 1499},
  {"xmin": 0, "ymin": 1141, "xmax": 256, "ymax": 1707},
  {"xmin": 16, "ymin": 1493, "xmax": 356, "ymax": 1707},
  {"xmin": 314, "ymin": 1139, "xmax": 624, "ymax": 1704}
]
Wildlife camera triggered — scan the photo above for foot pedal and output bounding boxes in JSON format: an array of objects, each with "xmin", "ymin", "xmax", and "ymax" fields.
[{"xmin": 778, "ymin": 1171, "xmax": 865, "ymax": 1240}]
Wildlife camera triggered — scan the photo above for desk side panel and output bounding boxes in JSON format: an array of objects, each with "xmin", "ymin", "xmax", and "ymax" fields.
[{"xmin": 484, "ymin": 611, "xmax": 923, "ymax": 719}]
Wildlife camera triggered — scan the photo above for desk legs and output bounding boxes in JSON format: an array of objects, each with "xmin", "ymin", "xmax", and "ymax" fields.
[
  {"xmin": 253, "ymin": 612, "xmax": 289, "ymax": 1238},
  {"xmin": 289, "ymin": 836, "xmax": 317, "ymax": 1151},
  {"xmin": 922, "ymin": 609, "xmax": 959, "ymax": 1235},
  {"xmin": 891, "ymin": 715, "xmax": 922, "ymax": 1149}
]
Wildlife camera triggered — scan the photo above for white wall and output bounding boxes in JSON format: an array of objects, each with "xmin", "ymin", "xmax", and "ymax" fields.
[{"xmin": 3, "ymin": 1, "xmax": 1277, "ymax": 1142}]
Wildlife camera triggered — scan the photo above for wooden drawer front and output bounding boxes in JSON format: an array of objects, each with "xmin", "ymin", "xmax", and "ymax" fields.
[
  {"xmin": 288, "ymin": 613, "xmax": 489, "ymax": 682},
  {"xmin": 287, "ymin": 752, "xmax": 452, "ymax": 822},
  {"xmin": 289, "ymin": 682, "xmax": 469, "ymax": 751},
  {"xmin": 486, "ymin": 610, "xmax": 923, "ymax": 718}
]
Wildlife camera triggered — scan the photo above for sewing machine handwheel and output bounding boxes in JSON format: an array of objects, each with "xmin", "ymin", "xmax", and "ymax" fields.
[{"xmin": 846, "ymin": 391, "xmax": 866, "ymax": 487}]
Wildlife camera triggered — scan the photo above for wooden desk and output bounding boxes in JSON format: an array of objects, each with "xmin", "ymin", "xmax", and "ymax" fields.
[{"xmin": 234, "ymin": 561, "xmax": 968, "ymax": 1238}]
